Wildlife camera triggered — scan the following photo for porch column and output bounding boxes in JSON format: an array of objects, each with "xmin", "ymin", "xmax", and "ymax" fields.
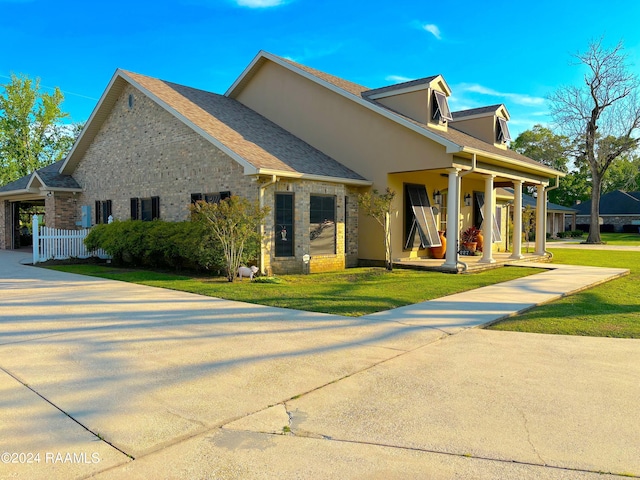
[
  {"xmin": 510, "ymin": 180, "xmax": 524, "ymax": 260},
  {"xmin": 535, "ymin": 184, "xmax": 546, "ymax": 255},
  {"xmin": 442, "ymin": 168, "xmax": 460, "ymax": 270},
  {"xmin": 480, "ymin": 174, "xmax": 495, "ymax": 264}
]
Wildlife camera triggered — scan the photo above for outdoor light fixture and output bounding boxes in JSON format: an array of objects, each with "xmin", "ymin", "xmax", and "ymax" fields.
[
  {"xmin": 464, "ymin": 193, "xmax": 472, "ymax": 207},
  {"xmin": 433, "ymin": 190, "xmax": 442, "ymax": 205}
]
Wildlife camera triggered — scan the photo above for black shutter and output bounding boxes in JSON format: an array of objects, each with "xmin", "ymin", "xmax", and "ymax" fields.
[
  {"xmin": 104, "ymin": 200, "xmax": 112, "ymax": 223},
  {"xmin": 95, "ymin": 201, "xmax": 101, "ymax": 225},
  {"xmin": 220, "ymin": 191, "xmax": 231, "ymax": 201},
  {"xmin": 151, "ymin": 196, "xmax": 160, "ymax": 220},
  {"xmin": 131, "ymin": 198, "xmax": 139, "ymax": 220},
  {"xmin": 191, "ymin": 193, "xmax": 202, "ymax": 204}
]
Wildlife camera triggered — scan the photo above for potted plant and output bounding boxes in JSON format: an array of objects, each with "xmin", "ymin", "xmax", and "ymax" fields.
[{"xmin": 461, "ymin": 226, "xmax": 480, "ymax": 253}]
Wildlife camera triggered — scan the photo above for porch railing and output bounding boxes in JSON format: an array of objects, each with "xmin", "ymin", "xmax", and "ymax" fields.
[{"xmin": 32, "ymin": 215, "xmax": 110, "ymax": 264}]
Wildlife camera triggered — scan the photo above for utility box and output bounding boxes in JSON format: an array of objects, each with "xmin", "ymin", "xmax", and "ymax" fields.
[{"xmin": 80, "ymin": 205, "xmax": 92, "ymax": 228}]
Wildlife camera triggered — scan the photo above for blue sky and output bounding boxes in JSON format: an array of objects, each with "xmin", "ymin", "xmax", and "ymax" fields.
[{"xmin": 3, "ymin": 0, "xmax": 640, "ymax": 138}]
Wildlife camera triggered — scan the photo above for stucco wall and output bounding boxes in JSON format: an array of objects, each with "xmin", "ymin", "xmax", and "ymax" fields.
[
  {"xmin": 72, "ymin": 84, "xmax": 259, "ymax": 224},
  {"xmin": 234, "ymin": 61, "xmax": 452, "ymax": 189}
]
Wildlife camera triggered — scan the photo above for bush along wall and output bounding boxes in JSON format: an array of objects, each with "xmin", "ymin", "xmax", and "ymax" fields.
[{"xmin": 84, "ymin": 220, "xmax": 226, "ymax": 272}]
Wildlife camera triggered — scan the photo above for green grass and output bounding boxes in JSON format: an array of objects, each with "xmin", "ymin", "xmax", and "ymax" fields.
[
  {"xmin": 488, "ymin": 249, "xmax": 640, "ymax": 338},
  {"xmin": 46, "ymin": 264, "xmax": 539, "ymax": 317},
  {"xmin": 548, "ymin": 232, "xmax": 640, "ymax": 245}
]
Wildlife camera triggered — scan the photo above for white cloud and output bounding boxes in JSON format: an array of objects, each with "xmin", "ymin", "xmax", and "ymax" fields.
[
  {"xmin": 234, "ymin": 0, "xmax": 285, "ymax": 7},
  {"xmin": 385, "ymin": 75, "xmax": 414, "ymax": 83},
  {"xmin": 422, "ymin": 24, "xmax": 442, "ymax": 40},
  {"xmin": 458, "ymin": 83, "xmax": 546, "ymax": 107}
]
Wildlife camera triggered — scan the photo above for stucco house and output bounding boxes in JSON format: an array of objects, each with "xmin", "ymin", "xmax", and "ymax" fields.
[
  {"xmin": 0, "ymin": 51, "xmax": 563, "ymax": 273},
  {"xmin": 568, "ymin": 190, "xmax": 640, "ymax": 233}
]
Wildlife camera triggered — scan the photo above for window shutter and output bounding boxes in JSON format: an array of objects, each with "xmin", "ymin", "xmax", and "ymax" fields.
[
  {"xmin": 95, "ymin": 201, "xmax": 101, "ymax": 225},
  {"xmin": 151, "ymin": 196, "xmax": 160, "ymax": 220},
  {"xmin": 130, "ymin": 198, "xmax": 139, "ymax": 220}
]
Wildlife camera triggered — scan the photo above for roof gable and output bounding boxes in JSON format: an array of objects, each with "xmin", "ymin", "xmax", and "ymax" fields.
[
  {"xmin": 61, "ymin": 69, "xmax": 368, "ymax": 185},
  {"xmin": 226, "ymin": 51, "xmax": 563, "ymax": 179}
]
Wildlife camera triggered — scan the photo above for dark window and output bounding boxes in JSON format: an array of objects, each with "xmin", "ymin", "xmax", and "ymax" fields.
[
  {"xmin": 432, "ymin": 91, "xmax": 453, "ymax": 122},
  {"xmin": 496, "ymin": 117, "xmax": 511, "ymax": 143},
  {"xmin": 131, "ymin": 197, "xmax": 160, "ymax": 221},
  {"xmin": 131, "ymin": 198, "xmax": 139, "ymax": 220},
  {"xmin": 191, "ymin": 191, "xmax": 231, "ymax": 205},
  {"xmin": 404, "ymin": 184, "xmax": 441, "ymax": 249},
  {"xmin": 310, "ymin": 195, "xmax": 336, "ymax": 255},
  {"xmin": 95, "ymin": 200, "xmax": 112, "ymax": 224},
  {"xmin": 275, "ymin": 193, "xmax": 294, "ymax": 257}
]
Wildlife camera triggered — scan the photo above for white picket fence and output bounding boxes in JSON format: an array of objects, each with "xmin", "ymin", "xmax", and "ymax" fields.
[{"xmin": 32, "ymin": 215, "xmax": 110, "ymax": 264}]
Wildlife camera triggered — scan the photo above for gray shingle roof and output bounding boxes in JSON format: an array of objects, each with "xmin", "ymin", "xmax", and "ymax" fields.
[
  {"xmin": 574, "ymin": 190, "xmax": 640, "ymax": 215},
  {"xmin": 124, "ymin": 71, "xmax": 367, "ymax": 182},
  {"xmin": 502, "ymin": 188, "xmax": 578, "ymax": 212},
  {"xmin": 362, "ymin": 76, "xmax": 439, "ymax": 97},
  {"xmin": 0, "ymin": 160, "xmax": 80, "ymax": 193},
  {"xmin": 452, "ymin": 104, "xmax": 504, "ymax": 119}
]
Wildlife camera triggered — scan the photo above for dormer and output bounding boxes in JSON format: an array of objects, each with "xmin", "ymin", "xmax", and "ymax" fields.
[
  {"xmin": 362, "ymin": 75, "xmax": 453, "ymax": 131},
  {"xmin": 450, "ymin": 104, "xmax": 512, "ymax": 149}
]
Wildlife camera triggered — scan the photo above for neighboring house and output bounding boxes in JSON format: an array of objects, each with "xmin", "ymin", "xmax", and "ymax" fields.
[
  {"xmin": 501, "ymin": 188, "xmax": 578, "ymax": 238},
  {"xmin": 568, "ymin": 190, "xmax": 640, "ymax": 233},
  {"xmin": 0, "ymin": 51, "xmax": 564, "ymax": 273}
]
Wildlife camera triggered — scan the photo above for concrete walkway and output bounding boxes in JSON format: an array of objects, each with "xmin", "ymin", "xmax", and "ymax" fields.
[{"xmin": 0, "ymin": 249, "xmax": 637, "ymax": 479}]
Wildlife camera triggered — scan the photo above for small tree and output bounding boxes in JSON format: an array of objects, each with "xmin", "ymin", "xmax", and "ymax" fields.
[
  {"xmin": 358, "ymin": 188, "xmax": 396, "ymax": 271},
  {"xmin": 191, "ymin": 196, "xmax": 270, "ymax": 282},
  {"xmin": 522, "ymin": 205, "xmax": 536, "ymax": 253}
]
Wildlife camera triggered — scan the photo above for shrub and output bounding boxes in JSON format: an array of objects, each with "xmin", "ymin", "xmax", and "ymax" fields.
[{"xmin": 84, "ymin": 219, "xmax": 225, "ymax": 272}]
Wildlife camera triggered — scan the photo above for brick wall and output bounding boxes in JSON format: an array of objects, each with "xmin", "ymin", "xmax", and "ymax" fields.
[
  {"xmin": 45, "ymin": 194, "xmax": 78, "ymax": 229},
  {"xmin": 569, "ymin": 215, "xmax": 640, "ymax": 233},
  {"xmin": 0, "ymin": 201, "xmax": 10, "ymax": 249},
  {"xmin": 264, "ymin": 179, "xmax": 352, "ymax": 274},
  {"xmin": 72, "ymin": 84, "xmax": 258, "ymax": 224}
]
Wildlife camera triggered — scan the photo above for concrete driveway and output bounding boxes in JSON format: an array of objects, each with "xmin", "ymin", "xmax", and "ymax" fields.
[{"xmin": 0, "ymin": 249, "xmax": 638, "ymax": 479}]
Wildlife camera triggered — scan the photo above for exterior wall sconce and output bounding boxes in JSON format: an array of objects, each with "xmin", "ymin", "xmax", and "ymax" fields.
[
  {"xmin": 433, "ymin": 190, "xmax": 442, "ymax": 205},
  {"xmin": 464, "ymin": 193, "xmax": 472, "ymax": 207}
]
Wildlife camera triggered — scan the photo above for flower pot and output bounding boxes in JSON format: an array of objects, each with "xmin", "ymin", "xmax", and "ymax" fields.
[
  {"xmin": 463, "ymin": 242, "xmax": 477, "ymax": 253},
  {"xmin": 429, "ymin": 231, "xmax": 447, "ymax": 259},
  {"xmin": 476, "ymin": 231, "xmax": 484, "ymax": 252}
]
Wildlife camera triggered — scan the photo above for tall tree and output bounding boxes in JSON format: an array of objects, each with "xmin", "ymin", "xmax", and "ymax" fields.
[
  {"xmin": 549, "ymin": 39, "xmax": 640, "ymax": 243},
  {"xmin": 0, "ymin": 74, "xmax": 78, "ymax": 186},
  {"xmin": 511, "ymin": 124, "xmax": 572, "ymax": 173}
]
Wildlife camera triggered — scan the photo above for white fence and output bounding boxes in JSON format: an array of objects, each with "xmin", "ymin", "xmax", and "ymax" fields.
[{"xmin": 32, "ymin": 215, "xmax": 110, "ymax": 264}]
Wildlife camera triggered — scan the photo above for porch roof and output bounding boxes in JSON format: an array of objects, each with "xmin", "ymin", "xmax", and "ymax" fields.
[{"xmin": 0, "ymin": 161, "xmax": 81, "ymax": 197}]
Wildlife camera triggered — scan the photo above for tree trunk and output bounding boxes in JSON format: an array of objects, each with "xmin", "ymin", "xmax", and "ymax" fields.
[
  {"xmin": 384, "ymin": 211, "xmax": 392, "ymax": 271},
  {"xmin": 587, "ymin": 173, "xmax": 603, "ymax": 243}
]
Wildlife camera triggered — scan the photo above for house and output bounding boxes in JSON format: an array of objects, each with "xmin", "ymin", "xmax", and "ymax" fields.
[
  {"xmin": 569, "ymin": 190, "xmax": 640, "ymax": 233},
  {"xmin": 501, "ymin": 188, "xmax": 578, "ymax": 238},
  {"xmin": 0, "ymin": 51, "xmax": 564, "ymax": 273}
]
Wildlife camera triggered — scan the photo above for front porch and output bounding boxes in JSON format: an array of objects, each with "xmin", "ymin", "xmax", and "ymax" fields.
[{"xmin": 394, "ymin": 251, "xmax": 552, "ymax": 273}]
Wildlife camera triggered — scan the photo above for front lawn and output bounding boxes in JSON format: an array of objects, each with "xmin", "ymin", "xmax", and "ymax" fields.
[
  {"xmin": 487, "ymin": 249, "xmax": 640, "ymax": 338},
  {"xmin": 46, "ymin": 264, "xmax": 539, "ymax": 317}
]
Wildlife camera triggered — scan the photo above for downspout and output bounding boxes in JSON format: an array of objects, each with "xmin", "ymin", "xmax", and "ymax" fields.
[
  {"xmin": 543, "ymin": 175, "xmax": 560, "ymax": 260},
  {"xmin": 454, "ymin": 153, "xmax": 478, "ymax": 272},
  {"xmin": 259, "ymin": 175, "xmax": 278, "ymax": 275}
]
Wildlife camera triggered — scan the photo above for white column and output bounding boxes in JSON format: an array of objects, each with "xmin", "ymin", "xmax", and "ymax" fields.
[
  {"xmin": 442, "ymin": 168, "xmax": 460, "ymax": 270},
  {"xmin": 510, "ymin": 180, "xmax": 524, "ymax": 259},
  {"xmin": 480, "ymin": 175, "xmax": 495, "ymax": 263},
  {"xmin": 535, "ymin": 184, "xmax": 546, "ymax": 255}
]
